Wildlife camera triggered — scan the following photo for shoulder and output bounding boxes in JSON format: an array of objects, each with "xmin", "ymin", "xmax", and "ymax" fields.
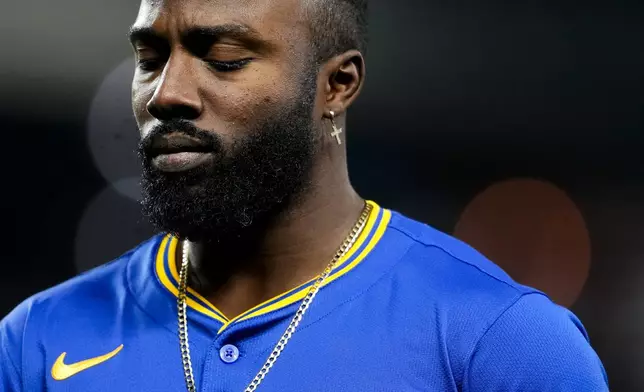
[
  {"xmin": 0, "ymin": 235, "xmax": 164, "ymax": 390},
  {"xmin": 464, "ymin": 293, "xmax": 608, "ymax": 391},
  {"xmin": 382, "ymin": 210, "xmax": 607, "ymax": 390},
  {"xmin": 0, "ymin": 235, "xmax": 163, "ymax": 350},
  {"xmin": 4, "ymin": 235, "xmax": 162, "ymax": 321},
  {"xmin": 383, "ymin": 210, "xmax": 545, "ymax": 346},
  {"xmin": 385, "ymin": 210, "xmax": 539, "ymax": 303}
]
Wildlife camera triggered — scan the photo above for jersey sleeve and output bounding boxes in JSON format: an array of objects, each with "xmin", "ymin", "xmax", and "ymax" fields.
[
  {"xmin": 0, "ymin": 302, "xmax": 28, "ymax": 392},
  {"xmin": 464, "ymin": 293, "xmax": 609, "ymax": 392}
]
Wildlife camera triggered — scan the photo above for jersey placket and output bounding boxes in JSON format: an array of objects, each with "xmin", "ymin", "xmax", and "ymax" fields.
[{"xmin": 197, "ymin": 302, "xmax": 301, "ymax": 391}]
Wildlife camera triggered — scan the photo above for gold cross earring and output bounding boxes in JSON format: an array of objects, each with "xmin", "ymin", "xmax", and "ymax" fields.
[{"xmin": 329, "ymin": 111, "xmax": 343, "ymax": 145}]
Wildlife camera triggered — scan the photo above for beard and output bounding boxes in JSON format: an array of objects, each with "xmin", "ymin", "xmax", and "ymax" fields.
[{"xmin": 137, "ymin": 75, "xmax": 318, "ymax": 243}]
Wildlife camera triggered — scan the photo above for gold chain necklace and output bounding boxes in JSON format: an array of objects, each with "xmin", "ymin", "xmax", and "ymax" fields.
[{"xmin": 177, "ymin": 202, "xmax": 372, "ymax": 392}]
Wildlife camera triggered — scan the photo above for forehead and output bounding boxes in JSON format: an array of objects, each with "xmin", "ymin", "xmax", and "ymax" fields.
[{"xmin": 134, "ymin": 0, "xmax": 308, "ymax": 39}]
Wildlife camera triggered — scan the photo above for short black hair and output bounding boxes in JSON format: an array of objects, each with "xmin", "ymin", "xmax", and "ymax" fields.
[{"xmin": 307, "ymin": 0, "xmax": 369, "ymax": 63}]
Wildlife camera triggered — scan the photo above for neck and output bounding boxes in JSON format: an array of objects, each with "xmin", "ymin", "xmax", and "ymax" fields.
[{"xmin": 180, "ymin": 156, "xmax": 364, "ymax": 319}]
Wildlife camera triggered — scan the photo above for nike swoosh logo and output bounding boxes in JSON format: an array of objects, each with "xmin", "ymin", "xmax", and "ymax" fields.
[{"xmin": 51, "ymin": 344, "xmax": 124, "ymax": 381}]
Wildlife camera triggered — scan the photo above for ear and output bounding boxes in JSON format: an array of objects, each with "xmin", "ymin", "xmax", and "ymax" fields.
[{"xmin": 321, "ymin": 50, "xmax": 365, "ymax": 116}]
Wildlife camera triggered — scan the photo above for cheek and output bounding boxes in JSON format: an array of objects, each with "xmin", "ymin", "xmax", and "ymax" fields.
[
  {"xmin": 202, "ymin": 70, "xmax": 296, "ymax": 126},
  {"xmin": 131, "ymin": 80, "xmax": 155, "ymax": 126}
]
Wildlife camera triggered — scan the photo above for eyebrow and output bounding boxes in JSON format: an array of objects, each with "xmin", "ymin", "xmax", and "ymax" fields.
[
  {"xmin": 128, "ymin": 23, "xmax": 263, "ymax": 46},
  {"xmin": 128, "ymin": 26, "xmax": 163, "ymax": 46},
  {"xmin": 185, "ymin": 24, "xmax": 261, "ymax": 41}
]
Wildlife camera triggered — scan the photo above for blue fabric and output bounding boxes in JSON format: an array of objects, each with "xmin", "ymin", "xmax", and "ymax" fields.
[{"xmin": 0, "ymin": 206, "xmax": 608, "ymax": 391}]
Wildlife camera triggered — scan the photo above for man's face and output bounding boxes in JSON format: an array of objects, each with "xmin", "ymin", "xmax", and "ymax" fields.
[{"xmin": 130, "ymin": 0, "xmax": 321, "ymax": 241}]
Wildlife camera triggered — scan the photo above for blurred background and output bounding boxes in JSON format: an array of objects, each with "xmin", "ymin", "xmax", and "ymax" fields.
[{"xmin": 1, "ymin": 0, "xmax": 642, "ymax": 389}]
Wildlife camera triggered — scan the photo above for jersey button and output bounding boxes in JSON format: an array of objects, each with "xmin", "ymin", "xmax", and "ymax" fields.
[{"xmin": 220, "ymin": 344, "xmax": 240, "ymax": 364}]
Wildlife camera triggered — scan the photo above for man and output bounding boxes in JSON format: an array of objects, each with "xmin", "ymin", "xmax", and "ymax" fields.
[{"xmin": 1, "ymin": 0, "xmax": 608, "ymax": 390}]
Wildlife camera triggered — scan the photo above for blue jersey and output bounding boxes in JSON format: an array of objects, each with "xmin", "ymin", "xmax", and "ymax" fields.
[{"xmin": 1, "ymin": 202, "xmax": 608, "ymax": 391}]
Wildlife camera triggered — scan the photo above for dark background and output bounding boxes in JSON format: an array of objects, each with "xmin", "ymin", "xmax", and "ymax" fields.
[{"xmin": 2, "ymin": 0, "xmax": 642, "ymax": 389}]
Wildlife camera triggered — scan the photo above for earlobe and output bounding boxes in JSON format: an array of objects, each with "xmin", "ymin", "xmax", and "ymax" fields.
[{"xmin": 324, "ymin": 50, "xmax": 365, "ymax": 115}]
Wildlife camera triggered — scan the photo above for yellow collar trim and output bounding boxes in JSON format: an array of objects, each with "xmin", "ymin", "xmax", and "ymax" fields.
[
  {"xmin": 225, "ymin": 207, "xmax": 391, "ymax": 332},
  {"xmin": 155, "ymin": 236, "xmax": 228, "ymax": 324},
  {"xmin": 154, "ymin": 201, "xmax": 389, "ymax": 331}
]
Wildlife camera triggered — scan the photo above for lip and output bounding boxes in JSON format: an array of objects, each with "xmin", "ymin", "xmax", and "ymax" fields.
[
  {"xmin": 152, "ymin": 152, "xmax": 215, "ymax": 172},
  {"xmin": 149, "ymin": 133, "xmax": 212, "ymax": 155}
]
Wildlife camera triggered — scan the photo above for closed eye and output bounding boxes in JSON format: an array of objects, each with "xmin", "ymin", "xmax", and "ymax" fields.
[
  {"xmin": 207, "ymin": 58, "xmax": 252, "ymax": 72},
  {"xmin": 137, "ymin": 58, "xmax": 165, "ymax": 72}
]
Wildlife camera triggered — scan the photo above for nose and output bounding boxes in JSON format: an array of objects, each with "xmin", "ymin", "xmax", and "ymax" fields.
[{"xmin": 146, "ymin": 55, "xmax": 202, "ymax": 121}]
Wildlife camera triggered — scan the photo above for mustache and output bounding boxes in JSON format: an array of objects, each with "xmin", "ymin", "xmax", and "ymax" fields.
[{"xmin": 138, "ymin": 120, "xmax": 222, "ymax": 158}]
